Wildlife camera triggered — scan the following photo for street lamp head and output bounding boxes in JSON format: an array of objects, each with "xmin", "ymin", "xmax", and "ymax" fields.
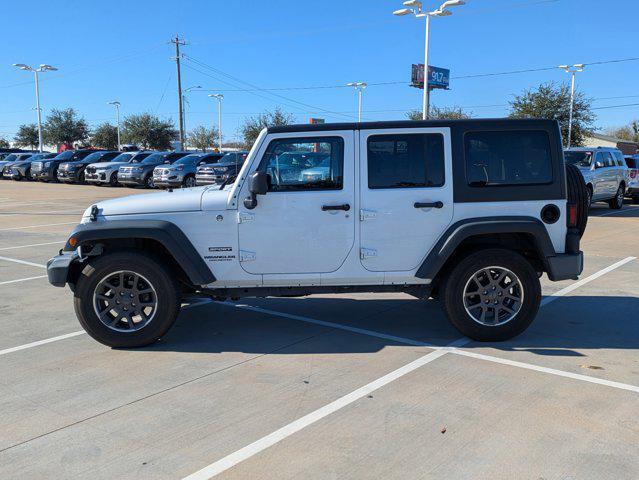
[
  {"xmin": 440, "ymin": 0, "xmax": 465, "ymax": 8},
  {"xmin": 432, "ymin": 8, "xmax": 452, "ymax": 16},
  {"xmin": 573, "ymin": 63, "xmax": 585, "ymax": 71},
  {"xmin": 12, "ymin": 63, "xmax": 32, "ymax": 71},
  {"xmin": 403, "ymin": 0, "xmax": 422, "ymax": 7},
  {"xmin": 209, "ymin": 94, "xmax": 224, "ymax": 100},
  {"xmin": 393, "ymin": 8, "xmax": 413, "ymax": 16},
  {"xmin": 39, "ymin": 64, "xmax": 58, "ymax": 71},
  {"xmin": 108, "ymin": 101, "xmax": 121, "ymax": 107}
]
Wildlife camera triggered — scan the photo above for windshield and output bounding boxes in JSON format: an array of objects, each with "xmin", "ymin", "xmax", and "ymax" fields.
[
  {"xmin": 28, "ymin": 154, "xmax": 47, "ymax": 161},
  {"xmin": 137, "ymin": 153, "xmax": 166, "ymax": 164},
  {"xmin": 173, "ymin": 154, "xmax": 203, "ymax": 166},
  {"xmin": 82, "ymin": 151, "xmax": 107, "ymax": 163},
  {"xmin": 110, "ymin": 153, "xmax": 134, "ymax": 163},
  {"xmin": 565, "ymin": 151, "xmax": 593, "ymax": 167},
  {"xmin": 53, "ymin": 151, "xmax": 75, "ymax": 160}
]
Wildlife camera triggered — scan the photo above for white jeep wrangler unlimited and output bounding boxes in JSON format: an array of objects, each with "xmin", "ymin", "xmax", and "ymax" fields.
[{"xmin": 47, "ymin": 119, "xmax": 588, "ymax": 348}]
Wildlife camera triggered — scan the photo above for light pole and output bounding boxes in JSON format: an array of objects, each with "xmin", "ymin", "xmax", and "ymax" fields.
[
  {"xmin": 208, "ymin": 94, "xmax": 224, "ymax": 151},
  {"xmin": 12, "ymin": 63, "xmax": 58, "ymax": 152},
  {"xmin": 558, "ymin": 64, "xmax": 585, "ymax": 148},
  {"xmin": 182, "ymin": 85, "xmax": 201, "ymax": 148},
  {"xmin": 107, "ymin": 101, "xmax": 122, "ymax": 151},
  {"xmin": 393, "ymin": 0, "xmax": 465, "ymax": 120},
  {"xmin": 346, "ymin": 82, "xmax": 367, "ymax": 122}
]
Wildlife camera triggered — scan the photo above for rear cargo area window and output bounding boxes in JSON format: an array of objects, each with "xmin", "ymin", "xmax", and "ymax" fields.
[
  {"xmin": 465, "ymin": 130, "xmax": 553, "ymax": 187},
  {"xmin": 367, "ymin": 133, "xmax": 445, "ymax": 189}
]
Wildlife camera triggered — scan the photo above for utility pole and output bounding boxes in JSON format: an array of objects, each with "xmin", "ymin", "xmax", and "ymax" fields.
[{"xmin": 171, "ymin": 35, "xmax": 187, "ymax": 150}]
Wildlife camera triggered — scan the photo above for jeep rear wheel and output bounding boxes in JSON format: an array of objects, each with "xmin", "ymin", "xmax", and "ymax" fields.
[
  {"xmin": 74, "ymin": 251, "xmax": 181, "ymax": 348},
  {"xmin": 440, "ymin": 249, "xmax": 541, "ymax": 342}
]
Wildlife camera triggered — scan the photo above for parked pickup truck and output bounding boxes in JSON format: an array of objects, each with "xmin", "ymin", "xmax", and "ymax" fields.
[{"xmin": 47, "ymin": 119, "xmax": 587, "ymax": 348}]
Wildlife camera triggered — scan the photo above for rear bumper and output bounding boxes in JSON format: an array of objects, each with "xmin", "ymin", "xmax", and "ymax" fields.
[
  {"xmin": 546, "ymin": 251, "xmax": 584, "ymax": 281},
  {"xmin": 47, "ymin": 251, "xmax": 78, "ymax": 287}
]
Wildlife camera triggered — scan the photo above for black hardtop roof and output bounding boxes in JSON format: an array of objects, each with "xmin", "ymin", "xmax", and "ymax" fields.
[{"xmin": 267, "ymin": 118, "xmax": 559, "ymax": 134}]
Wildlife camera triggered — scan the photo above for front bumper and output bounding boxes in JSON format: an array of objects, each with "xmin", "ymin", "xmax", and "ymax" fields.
[
  {"xmin": 118, "ymin": 173, "xmax": 145, "ymax": 185},
  {"xmin": 154, "ymin": 174, "xmax": 183, "ymax": 187},
  {"xmin": 47, "ymin": 251, "xmax": 79, "ymax": 287},
  {"xmin": 57, "ymin": 170, "xmax": 81, "ymax": 182},
  {"xmin": 2, "ymin": 170, "xmax": 19, "ymax": 180},
  {"xmin": 546, "ymin": 251, "xmax": 584, "ymax": 281},
  {"xmin": 86, "ymin": 171, "xmax": 109, "ymax": 184},
  {"xmin": 33, "ymin": 170, "xmax": 56, "ymax": 181}
]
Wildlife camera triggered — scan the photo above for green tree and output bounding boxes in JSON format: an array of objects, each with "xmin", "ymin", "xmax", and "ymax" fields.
[
  {"xmin": 187, "ymin": 126, "xmax": 218, "ymax": 151},
  {"xmin": 91, "ymin": 123, "xmax": 119, "ymax": 149},
  {"xmin": 0, "ymin": 137, "xmax": 9, "ymax": 148},
  {"xmin": 407, "ymin": 106, "xmax": 471, "ymax": 121},
  {"xmin": 43, "ymin": 108, "xmax": 89, "ymax": 146},
  {"xmin": 241, "ymin": 108, "xmax": 294, "ymax": 148},
  {"xmin": 509, "ymin": 81, "xmax": 595, "ymax": 147},
  {"xmin": 121, "ymin": 113, "xmax": 178, "ymax": 150},
  {"xmin": 14, "ymin": 124, "xmax": 39, "ymax": 149}
]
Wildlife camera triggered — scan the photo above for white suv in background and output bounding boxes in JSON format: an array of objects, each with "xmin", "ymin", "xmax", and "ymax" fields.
[{"xmin": 565, "ymin": 147, "xmax": 629, "ymax": 209}]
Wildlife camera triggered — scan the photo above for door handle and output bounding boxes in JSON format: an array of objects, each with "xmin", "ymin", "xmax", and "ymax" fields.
[
  {"xmin": 322, "ymin": 204, "xmax": 351, "ymax": 211},
  {"xmin": 414, "ymin": 201, "xmax": 444, "ymax": 209}
]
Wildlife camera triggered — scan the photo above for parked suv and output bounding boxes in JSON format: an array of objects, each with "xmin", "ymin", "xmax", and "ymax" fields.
[
  {"xmin": 31, "ymin": 150, "xmax": 98, "ymax": 182},
  {"xmin": 118, "ymin": 151, "xmax": 189, "ymax": 188},
  {"xmin": 48, "ymin": 119, "xmax": 586, "ymax": 348},
  {"xmin": 624, "ymin": 155, "xmax": 639, "ymax": 203},
  {"xmin": 154, "ymin": 152, "xmax": 224, "ymax": 189},
  {"xmin": 4, "ymin": 152, "xmax": 56, "ymax": 180},
  {"xmin": 565, "ymin": 147, "xmax": 629, "ymax": 209},
  {"xmin": 2, "ymin": 153, "xmax": 35, "ymax": 179},
  {"xmin": 196, "ymin": 151, "xmax": 248, "ymax": 185},
  {"xmin": 57, "ymin": 150, "xmax": 118, "ymax": 183},
  {"xmin": 85, "ymin": 151, "xmax": 152, "ymax": 186}
]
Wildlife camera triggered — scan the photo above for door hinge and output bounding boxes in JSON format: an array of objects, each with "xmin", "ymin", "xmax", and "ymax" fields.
[
  {"xmin": 359, "ymin": 209, "xmax": 377, "ymax": 221},
  {"xmin": 238, "ymin": 212, "xmax": 254, "ymax": 223},
  {"xmin": 239, "ymin": 250, "xmax": 256, "ymax": 262},
  {"xmin": 360, "ymin": 248, "xmax": 377, "ymax": 260}
]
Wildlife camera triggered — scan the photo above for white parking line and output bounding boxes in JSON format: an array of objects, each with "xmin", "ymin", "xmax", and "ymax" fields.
[
  {"xmin": 0, "ymin": 221, "xmax": 77, "ymax": 231},
  {"xmin": 0, "ymin": 299, "xmax": 212, "ymax": 356},
  {"xmin": 541, "ymin": 256, "xmax": 636, "ymax": 306},
  {"xmin": 0, "ymin": 275, "xmax": 48, "ymax": 286},
  {"xmin": 182, "ymin": 348, "xmax": 451, "ymax": 480},
  {"xmin": 0, "ymin": 255, "xmax": 47, "ymax": 269},
  {"xmin": 0, "ymin": 240, "xmax": 65, "ymax": 251},
  {"xmin": 188, "ymin": 256, "xmax": 637, "ymax": 478}
]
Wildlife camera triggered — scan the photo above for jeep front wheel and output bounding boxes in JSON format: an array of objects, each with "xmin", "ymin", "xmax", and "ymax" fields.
[
  {"xmin": 73, "ymin": 251, "xmax": 181, "ymax": 348},
  {"xmin": 440, "ymin": 249, "xmax": 541, "ymax": 342}
]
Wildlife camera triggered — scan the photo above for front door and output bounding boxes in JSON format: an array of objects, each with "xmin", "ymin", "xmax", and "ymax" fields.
[
  {"xmin": 238, "ymin": 131, "xmax": 355, "ymax": 275},
  {"xmin": 359, "ymin": 127, "xmax": 454, "ymax": 272}
]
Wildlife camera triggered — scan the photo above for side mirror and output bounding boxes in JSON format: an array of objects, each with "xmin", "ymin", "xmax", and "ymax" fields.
[
  {"xmin": 595, "ymin": 161, "xmax": 604, "ymax": 169},
  {"xmin": 244, "ymin": 171, "xmax": 268, "ymax": 209}
]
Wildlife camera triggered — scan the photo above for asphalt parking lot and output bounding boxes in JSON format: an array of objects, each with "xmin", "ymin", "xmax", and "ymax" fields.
[{"xmin": 1, "ymin": 180, "xmax": 638, "ymax": 479}]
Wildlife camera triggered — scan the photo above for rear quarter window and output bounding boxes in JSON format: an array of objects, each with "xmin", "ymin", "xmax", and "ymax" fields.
[{"xmin": 465, "ymin": 130, "xmax": 553, "ymax": 187}]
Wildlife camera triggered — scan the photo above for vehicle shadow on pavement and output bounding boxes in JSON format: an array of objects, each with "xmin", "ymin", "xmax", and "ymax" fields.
[
  {"xmin": 137, "ymin": 295, "xmax": 639, "ymax": 357},
  {"xmin": 589, "ymin": 205, "xmax": 639, "ymax": 218}
]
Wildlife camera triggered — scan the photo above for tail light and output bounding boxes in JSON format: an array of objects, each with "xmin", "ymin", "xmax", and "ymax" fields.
[{"xmin": 567, "ymin": 203, "xmax": 578, "ymax": 228}]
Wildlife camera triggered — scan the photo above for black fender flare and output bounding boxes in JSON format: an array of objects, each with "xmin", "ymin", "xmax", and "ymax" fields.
[
  {"xmin": 415, "ymin": 216, "xmax": 557, "ymax": 281},
  {"xmin": 64, "ymin": 220, "xmax": 215, "ymax": 286}
]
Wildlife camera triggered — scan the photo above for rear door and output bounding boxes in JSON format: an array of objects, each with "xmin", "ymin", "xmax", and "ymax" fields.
[{"xmin": 359, "ymin": 127, "xmax": 453, "ymax": 272}]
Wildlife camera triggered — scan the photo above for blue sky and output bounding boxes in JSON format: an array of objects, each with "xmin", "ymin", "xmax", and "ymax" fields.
[{"xmin": 1, "ymin": 0, "xmax": 638, "ymax": 144}]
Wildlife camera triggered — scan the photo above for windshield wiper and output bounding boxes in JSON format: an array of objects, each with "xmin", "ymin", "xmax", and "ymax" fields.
[{"xmin": 218, "ymin": 174, "xmax": 237, "ymax": 190}]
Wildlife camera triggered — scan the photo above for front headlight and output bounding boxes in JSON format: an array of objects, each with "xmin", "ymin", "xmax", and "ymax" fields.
[
  {"xmin": 136, "ymin": 166, "xmax": 144, "ymax": 172},
  {"xmin": 176, "ymin": 165, "xmax": 184, "ymax": 171},
  {"xmin": 44, "ymin": 161, "xmax": 51, "ymax": 168}
]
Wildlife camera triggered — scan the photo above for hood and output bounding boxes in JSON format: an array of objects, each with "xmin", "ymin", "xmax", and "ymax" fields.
[{"xmin": 86, "ymin": 187, "xmax": 208, "ymax": 218}]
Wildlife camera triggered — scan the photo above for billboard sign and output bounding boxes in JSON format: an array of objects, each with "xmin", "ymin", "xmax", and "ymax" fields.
[
  {"xmin": 411, "ymin": 64, "xmax": 450, "ymax": 90},
  {"xmin": 309, "ymin": 118, "xmax": 325, "ymax": 124}
]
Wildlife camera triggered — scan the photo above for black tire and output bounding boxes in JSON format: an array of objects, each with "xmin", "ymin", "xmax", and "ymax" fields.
[
  {"xmin": 182, "ymin": 174, "xmax": 196, "ymax": 188},
  {"xmin": 144, "ymin": 174, "xmax": 154, "ymax": 189},
  {"xmin": 78, "ymin": 169, "xmax": 86, "ymax": 184},
  {"xmin": 565, "ymin": 163, "xmax": 589, "ymax": 237},
  {"xmin": 109, "ymin": 172, "xmax": 119, "ymax": 187},
  {"xmin": 73, "ymin": 251, "xmax": 181, "ymax": 348},
  {"xmin": 608, "ymin": 185, "xmax": 624, "ymax": 209},
  {"xmin": 633, "ymin": 197, "xmax": 639, "ymax": 205},
  {"xmin": 440, "ymin": 249, "xmax": 541, "ymax": 342}
]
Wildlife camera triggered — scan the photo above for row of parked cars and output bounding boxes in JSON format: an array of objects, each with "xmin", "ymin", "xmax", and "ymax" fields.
[
  {"xmin": 565, "ymin": 146, "xmax": 639, "ymax": 208},
  {"xmin": 0, "ymin": 148, "xmax": 249, "ymax": 188}
]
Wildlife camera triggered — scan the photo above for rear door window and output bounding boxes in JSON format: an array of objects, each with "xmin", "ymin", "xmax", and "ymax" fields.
[{"xmin": 465, "ymin": 130, "xmax": 553, "ymax": 186}]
